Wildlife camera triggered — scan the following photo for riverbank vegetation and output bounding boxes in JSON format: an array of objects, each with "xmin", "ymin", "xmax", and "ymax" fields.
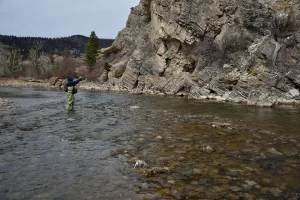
[{"xmin": 0, "ymin": 33, "xmax": 114, "ymax": 81}]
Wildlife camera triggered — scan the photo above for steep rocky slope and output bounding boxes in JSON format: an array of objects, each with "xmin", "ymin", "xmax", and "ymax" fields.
[{"xmin": 108, "ymin": 0, "xmax": 300, "ymax": 106}]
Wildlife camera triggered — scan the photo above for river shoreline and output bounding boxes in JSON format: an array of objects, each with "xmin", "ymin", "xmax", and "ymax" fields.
[
  {"xmin": 1, "ymin": 77, "xmax": 300, "ymax": 108},
  {"xmin": 1, "ymin": 86, "xmax": 300, "ymax": 199}
]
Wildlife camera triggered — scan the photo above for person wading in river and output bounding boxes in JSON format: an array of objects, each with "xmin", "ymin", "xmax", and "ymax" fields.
[{"xmin": 65, "ymin": 76, "xmax": 84, "ymax": 111}]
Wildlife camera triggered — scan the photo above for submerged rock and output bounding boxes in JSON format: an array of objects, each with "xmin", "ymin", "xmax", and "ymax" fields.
[
  {"xmin": 66, "ymin": 118, "xmax": 76, "ymax": 122},
  {"xmin": 134, "ymin": 160, "xmax": 148, "ymax": 169},
  {"xmin": 130, "ymin": 105, "xmax": 140, "ymax": 109},
  {"xmin": 155, "ymin": 135, "xmax": 164, "ymax": 141},
  {"xmin": 141, "ymin": 183, "xmax": 149, "ymax": 190},
  {"xmin": 202, "ymin": 145, "xmax": 214, "ymax": 153},
  {"xmin": 0, "ymin": 98, "xmax": 16, "ymax": 109},
  {"xmin": 243, "ymin": 180, "xmax": 260, "ymax": 190},
  {"xmin": 230, "ymin": 186, "xmax": 242, "ymax": 192},
  {"xmin": 135, "ymin": 167, "xmax": 171, "ymax": 177},
  {"xmin": 193, "ymin": 168, "xmax": 204, "ymax": 175},
  {"xmin": 267, "ymin": 148, "xmax": 283, "ymax": 156},
  {"xmin": 211, "ymin": 122, "xmax": 232, "ymax": 128}
]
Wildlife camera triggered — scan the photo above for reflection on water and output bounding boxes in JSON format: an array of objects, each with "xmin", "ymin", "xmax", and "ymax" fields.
[{"xmin": 0, "ymin": 87, "xmax": 299, "ymax": 199}]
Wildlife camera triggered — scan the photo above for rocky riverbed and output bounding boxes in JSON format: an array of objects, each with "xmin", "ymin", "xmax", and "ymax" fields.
[{"xmin": 0, "ymin": 86, "xmax": 299, "ymax": 199}]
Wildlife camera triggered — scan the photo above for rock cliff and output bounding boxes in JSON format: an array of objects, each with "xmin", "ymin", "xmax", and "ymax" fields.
[{"xmin": 104, "ymin": 0, "xmax": 300, "ymax": 106}]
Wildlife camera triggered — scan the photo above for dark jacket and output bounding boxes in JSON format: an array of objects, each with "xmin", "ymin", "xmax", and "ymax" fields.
[{"xmin": 66, "ymin": 77, "xmax": 83, "ymax": 87}]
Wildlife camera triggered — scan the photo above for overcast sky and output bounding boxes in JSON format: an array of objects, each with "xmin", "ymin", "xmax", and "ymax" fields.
[{"xmin": 0, "ymin": 0, "xmax": 140, "ymax": 39}]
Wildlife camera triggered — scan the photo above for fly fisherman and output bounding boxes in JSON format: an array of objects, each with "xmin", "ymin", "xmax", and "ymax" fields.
[{"xmin": 65, "ymin": 76, "xmax": 84, "ymax": 111}]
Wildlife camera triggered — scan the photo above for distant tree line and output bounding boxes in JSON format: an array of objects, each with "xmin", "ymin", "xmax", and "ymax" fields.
[
  {"xmin": 0, "ymin": 32, "xmax": 116, "ymax": 80},
  {"xmin": 0, "ymin": 34, "xmax": 114, "ymax": 58}
]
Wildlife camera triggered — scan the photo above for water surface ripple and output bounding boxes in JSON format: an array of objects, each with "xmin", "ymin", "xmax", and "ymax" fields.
[{"xmin": 0, "ymin": 87, "xmax": 299, "ymax": 199}]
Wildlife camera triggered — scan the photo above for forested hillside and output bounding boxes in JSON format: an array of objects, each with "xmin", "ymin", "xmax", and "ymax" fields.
[{"xmin": 0, "ymin": 35, "xmax": 114, "ymax": 57}]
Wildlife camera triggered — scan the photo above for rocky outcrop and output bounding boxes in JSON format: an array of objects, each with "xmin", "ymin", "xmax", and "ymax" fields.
[{"xmin": 107, "ymin": 0, "xmax": 300, "ymax": 106}]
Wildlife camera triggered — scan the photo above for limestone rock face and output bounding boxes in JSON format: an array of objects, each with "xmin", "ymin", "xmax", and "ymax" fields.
[{"xmin": 105, "ymin": 0, "xmax": 300, "ymax": 106}]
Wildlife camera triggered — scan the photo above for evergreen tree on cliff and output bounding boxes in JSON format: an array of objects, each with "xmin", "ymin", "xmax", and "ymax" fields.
[{"xmin": 85, "ymin": 31, "xmax": 100, "ymax": 67}]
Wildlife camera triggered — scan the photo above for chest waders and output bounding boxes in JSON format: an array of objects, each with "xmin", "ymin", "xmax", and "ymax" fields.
[{"xmin": 66, "ymin": 86, "xmax": 75, "ymax": 111}]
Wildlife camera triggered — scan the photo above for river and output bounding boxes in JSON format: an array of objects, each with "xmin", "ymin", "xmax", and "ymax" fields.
[{"xmin": 0, "ymin": 87, "xmax": 299, "ymax": 199}]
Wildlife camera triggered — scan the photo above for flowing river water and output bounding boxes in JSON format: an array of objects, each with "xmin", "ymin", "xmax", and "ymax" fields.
[{"xmin": 0, "ymin": 87, "xmax": 299, "ymax": 200}]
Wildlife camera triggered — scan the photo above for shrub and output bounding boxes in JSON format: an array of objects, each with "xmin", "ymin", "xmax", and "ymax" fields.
[
  {"xmin": 101, "ymin": 46, "xmax": 119, "ymax": 58},
  {"xmin": 85, "ymin": 67, "xmax": 101, "ymax": 82}
]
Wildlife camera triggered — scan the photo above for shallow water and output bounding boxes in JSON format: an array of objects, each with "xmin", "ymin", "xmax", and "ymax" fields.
[{"xmin": 0, "ymin": 87, "xmax": 299, "ymax": 199}]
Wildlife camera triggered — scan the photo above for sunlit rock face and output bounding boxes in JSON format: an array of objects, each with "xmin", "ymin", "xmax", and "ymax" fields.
[{"xmin": 106, "ymin": 0, "xmax": 300, "ymax": 106}]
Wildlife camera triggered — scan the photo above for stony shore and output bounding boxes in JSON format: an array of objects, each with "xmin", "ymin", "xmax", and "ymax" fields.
[
  {"xmin": 1, "ymin": 77, "xmax": 299, "ymax": 108},
  {"xmin": 0, "ymin": 77, "xmax": 108, "ymax": 91}
]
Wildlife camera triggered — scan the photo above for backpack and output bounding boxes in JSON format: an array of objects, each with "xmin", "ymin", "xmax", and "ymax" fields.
[
  {"xmin": 72, "ymin": 87, "xmax": 77, "ymax": 94},
  {"xmin": 63, "ymin": 82, "xmax": 77, "ymax": 94},
  {"xmin": 63, "ymin": 83, "xmax": 68, "ymax": 92}
]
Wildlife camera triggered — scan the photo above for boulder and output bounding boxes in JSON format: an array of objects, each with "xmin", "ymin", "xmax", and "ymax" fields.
[
  {"xmin": 49, "ymin": 77, "xmax": 59, "ymax": 85},
  {"xmin": 289, "ymin": 88, "xmax": 300, "ymax": 97}
]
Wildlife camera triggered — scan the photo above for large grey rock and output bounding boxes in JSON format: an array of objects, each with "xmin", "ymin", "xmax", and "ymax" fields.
[
  {"xmin": 104, "ymin": 0, "xmax": 300, "ymax": 106},
  {"xmin": 286, "ymin": 67, "xmax": 300, "ymax": 88},
  {"xmin": 289, "ymin": 88, "xmax": 300, "ymax": 97}
]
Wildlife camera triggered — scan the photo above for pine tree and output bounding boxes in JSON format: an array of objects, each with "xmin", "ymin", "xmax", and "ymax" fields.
[
  {"xmin": 29, "ymin": 46, "xmax": 40, "ymax": 76},
  {"xmin": 85, "ymin": 31, "xmax": 100, "ymax": 67},
  {"xmin": 9, "ymin": 45, "xmax": 21, "ymax": 72}
]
